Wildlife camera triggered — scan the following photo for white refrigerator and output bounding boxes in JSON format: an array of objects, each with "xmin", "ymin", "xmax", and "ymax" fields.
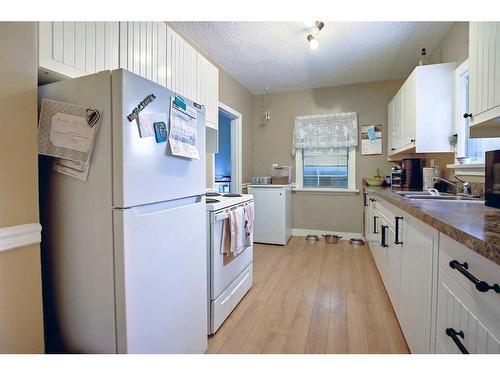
[{"xmin": 39, "ymin": 70, "xmax": 207, "ymax": 353}]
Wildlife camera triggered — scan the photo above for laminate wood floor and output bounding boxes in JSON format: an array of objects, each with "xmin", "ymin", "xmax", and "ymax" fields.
[{"xmin": 208, "ymin": 236, "xmax": 410, "ymax": 354}]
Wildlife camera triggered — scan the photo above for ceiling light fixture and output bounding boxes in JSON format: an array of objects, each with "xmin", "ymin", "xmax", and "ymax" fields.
[
  {"xmin": 311, "ymin": 21, "xmax": 324, "ymax": 35},
  {"xmin": 307, "ymin": 34, "xmax": 319, "ymax": 50}
]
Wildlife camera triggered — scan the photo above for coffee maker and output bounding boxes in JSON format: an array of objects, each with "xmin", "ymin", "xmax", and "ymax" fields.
[{"xmin": 401, "ymin": 158, "xmax": 423, "ymax": 190}]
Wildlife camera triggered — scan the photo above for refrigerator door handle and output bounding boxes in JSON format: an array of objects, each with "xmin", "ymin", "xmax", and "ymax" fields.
[{"xmin": 117, "ymin": 195, "xmax": 203, "ymax": 215}]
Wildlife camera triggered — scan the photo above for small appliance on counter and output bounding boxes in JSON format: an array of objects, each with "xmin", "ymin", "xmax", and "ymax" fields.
[
  {"xmin": 391, "ymin": 166, "xmax": 402, "ymax": 189},
  {"xmin": 251, "ymin": 176, "xmax": 272, "ymax": 185},
  {"xmin": 401, "ymin": 158, "xmax": 423, "ymax": 190},
  {"xmin": 271, "ymin": 164, "xmax": 292, "ymax": 185},
  {"xmin": 422, "ymin": 167, "xmax": 439, "ymax": 190},
  {"xmin": 485, "ymin": 149, "xmax": 500, "ymax": 208}
]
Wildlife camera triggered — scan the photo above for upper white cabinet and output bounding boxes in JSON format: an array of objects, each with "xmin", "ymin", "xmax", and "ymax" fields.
[
  {"xmin": 39, "ymin": 22, "xmax": 221, "ymax": 134},
  {"xmin": 119, "ymin": 22, "xmax": 167, "ymax": 87},
  {"xmin": 387, "ymin": 63, "xmax": 455, "ymax": 158},
  {"xmin": 196, "ymin": 53, "xmax": 219, "ymax": 129},
  {"xmin": 468, "ymin": 22, "xmax": 500, "ymax": 133},
  {"xmin": 39, "ymin": 22, "xmax": 119, "ymax": 78},
  {"xmin": 165, "ymin": 26, "xmax": 197, "ymax": 102}
]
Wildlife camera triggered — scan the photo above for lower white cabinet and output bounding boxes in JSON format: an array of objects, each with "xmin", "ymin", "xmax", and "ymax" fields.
[
  {"xmin": 398, "ymin": 214, "xmax": 438, "ymax": 354},
  {"xmin": 366, "ymin": 192, "xmax": 500, "ymax": 354},
  {"xmin": 436, "ymin": 268, "xmax": 500, "ymax": 354},
  {"xmin": 39, "ymin": 22, "xmax": 119, "ymax": 78},
  {"xmin": 366, "ymin": 195, "xmax": 438, "ymax": 354}
]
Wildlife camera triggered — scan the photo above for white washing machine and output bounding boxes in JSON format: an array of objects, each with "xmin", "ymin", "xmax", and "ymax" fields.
[{"xmin": 247, "ymin": 185, "xmax": 292, "ymax": 245}]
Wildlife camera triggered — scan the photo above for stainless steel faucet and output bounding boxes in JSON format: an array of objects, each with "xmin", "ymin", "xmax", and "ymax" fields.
[{"xmin": 433, "ymin": 176, "xmax": 471, "ymax": 196}]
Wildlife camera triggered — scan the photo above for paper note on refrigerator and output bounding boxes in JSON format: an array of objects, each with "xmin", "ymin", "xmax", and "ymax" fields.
[
  {"xmin": 168, "ymin": 97, "xmax": 199, "ymax": 160},
  {"xmin": 52, "ymin": 158, "xmax": 90, "ymax": 182},
  {"xmin": 137, "ymin": 112, "xmax": 168, "ymax": 138},
  {"xmin": 38, "ymin": 99, "xmax": 100, "ymax": 164}
]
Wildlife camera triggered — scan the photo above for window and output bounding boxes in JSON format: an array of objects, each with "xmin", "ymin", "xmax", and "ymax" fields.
[
  {"xmin": 295, "ymin": 147, "xmax": 356, "ymax": 190},
  {"xmin": 455, "ymin": 61, "xmax": 500, "ymax": 163}
]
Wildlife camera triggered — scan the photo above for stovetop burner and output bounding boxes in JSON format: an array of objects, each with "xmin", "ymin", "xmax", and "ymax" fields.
[
  {"xmin": 223, "ymin": 193, "xmax": 242, "ymax": 197},
  {"xmin": 205, "ymin": 192, "xmax": 221, "ymax": 197},
  {"xmin": 206, "ymin": 198, "xmax": 220, "ymax": 204}
]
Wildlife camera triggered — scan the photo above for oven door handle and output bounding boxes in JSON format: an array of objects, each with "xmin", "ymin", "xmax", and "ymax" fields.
[{"xmin": 214, "ymin": 212, "xmax": 229, "ymax": 221}]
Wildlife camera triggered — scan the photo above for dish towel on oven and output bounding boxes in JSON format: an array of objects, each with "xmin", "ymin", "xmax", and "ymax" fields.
[
  {"xmin": 244, "ymin": 202, "xmax": 254, "ymax": 236},
  {"xmin": 227, "ymin": 206, "xmax": 251, "ymax": 256}
]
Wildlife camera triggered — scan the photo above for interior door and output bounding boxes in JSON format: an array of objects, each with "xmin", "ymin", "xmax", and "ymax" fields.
[{"xmin": 113, "ymin": 197, "xmax": 207, "ymax": 353}]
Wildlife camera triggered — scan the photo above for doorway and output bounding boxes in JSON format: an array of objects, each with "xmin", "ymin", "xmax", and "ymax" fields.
[{"xmin": 213, "ymin": 103, "xmax": 242, "ymax": 194}]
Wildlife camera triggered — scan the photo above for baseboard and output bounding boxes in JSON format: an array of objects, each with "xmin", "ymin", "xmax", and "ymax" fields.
[
  {"xmin": 0, "ymin": 223, "xmax": 42, "ymax": 253},
  {"xmin": 292, "ymin": 228, "xmax": 362, "ymax": 239}
]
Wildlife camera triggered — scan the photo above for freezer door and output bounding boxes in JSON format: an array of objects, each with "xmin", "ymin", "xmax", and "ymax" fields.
[
  {"xmin": 112, "ymin": 69, "xmax": 206, "ymax": 208},
  {"xmin": 113, "ymin": 196, "xmax": 207, "ymax": 353}
]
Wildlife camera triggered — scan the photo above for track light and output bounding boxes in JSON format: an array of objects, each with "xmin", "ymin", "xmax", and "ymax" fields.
[
  {"xmin": 311, "ymin": 21, "xmax": 324, "ymax": 35},
  {"xmin": 307, "ymin": 34, "xmax": 319, "ymax": 50}
]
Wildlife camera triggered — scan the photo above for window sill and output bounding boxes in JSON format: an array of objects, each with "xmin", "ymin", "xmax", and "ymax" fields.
[
  {"xmin": 292, "ymin": 187, "xmax": 359, "ymax": 195},
  {"xmin": 446, "ymin": 163, "xmax": 485, "ymax": 177}
]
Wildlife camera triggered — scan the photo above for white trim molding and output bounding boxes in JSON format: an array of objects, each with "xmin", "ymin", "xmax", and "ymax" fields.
[
  {"xmin": 446, "ymin": 163, "xmax": 485, "ymax": 177},
  {"xmin": 0, "ymin": 223, "xmax": 42, "ymax": 253},
  {"xmin": 292, "ymin": 228, "xmax": 362, "ymax": 239},
  {"xmin": 218, "ymin": 101, "xmax": 243, "ymax": 195},
  {"xmin": 293, "ymin": 187, "xmax": 359, "ymax": 195}
]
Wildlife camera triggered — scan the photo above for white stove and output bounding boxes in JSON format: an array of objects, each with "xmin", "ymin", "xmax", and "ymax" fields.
[
  {"xmin": 205, "ymin": 193, "xmax": 253, "ymax": 211},
  {"xmin": 205, "ymin": 192, "xmax": 254, "ymax": 334}
]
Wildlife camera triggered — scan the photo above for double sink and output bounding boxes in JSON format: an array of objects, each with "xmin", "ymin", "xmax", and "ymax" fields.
[{"xmin": 393, "ymin": 191, "xmax": 484, "ymax": 203}]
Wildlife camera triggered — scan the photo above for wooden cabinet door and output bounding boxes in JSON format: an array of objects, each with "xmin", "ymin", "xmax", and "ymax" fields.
[
  {"xmin": 399, "ymin": 215, "xmax": 438, "ymax": 353},
  {"xmin": 469, "ymin": 22, "xmax": 500, "ymax": 127},
  {"xmin": 196, "ymin": 52, "xmax": 219, "ymax": 129},
  {"xmin": 166, "ymin": 26, "xmax": 197, "ymax": 101},
  {"xmin": 39, "ymin": 22, "xmax": 119, "ymax": 78},
  {"xmin": 119, "ymin": 22, "xmax": 167, "ymax": 87},
  {"xmin": 436, "ymin": 268, "xmax": 500, "ymax": 354}
]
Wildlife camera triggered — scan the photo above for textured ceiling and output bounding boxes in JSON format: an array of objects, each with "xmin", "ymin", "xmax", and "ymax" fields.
[{"xmin": 175, "ymin": 22, "xmax": 454, "ymax": 95}]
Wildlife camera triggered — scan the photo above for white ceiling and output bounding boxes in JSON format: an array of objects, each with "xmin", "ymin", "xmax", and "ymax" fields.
[{"xmin": 175, "ymin": 22, "xmax": 454, "ymax": 95}]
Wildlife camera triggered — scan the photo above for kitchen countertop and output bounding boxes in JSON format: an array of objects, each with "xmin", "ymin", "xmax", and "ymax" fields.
[{"xmin": 364, "ymin": 186, "xmax": 500, "ymax": 266}]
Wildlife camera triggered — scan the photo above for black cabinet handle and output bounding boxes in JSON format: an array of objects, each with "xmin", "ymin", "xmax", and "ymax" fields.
[
  {"xmin": 373, "ymin": 216, "xmax": 378, "ymax": 234},
  {"xmin": 364, "ymin": 193, "xmax": 368, "ymax": 207},
  {"xmin": 394, "ymin": 216, "xmax": 403, "ymax": 244},
  {"xmin": 410, "ymin": 138, "xmax": 415, "ymax": 143},
  {"xmin": 381, "ymin": 225, "xmax": 388, "ymax": 248},
  {"xmin": 463, "ymin": 113, "xmax": 473, "ymax": 119},
  {"xmin": 446, "ymin": 328, "xmax": 469, "ymax": 354},
  {"xmin": 449, "ymin": 260, "xmax": 500, "ymax": 293}
]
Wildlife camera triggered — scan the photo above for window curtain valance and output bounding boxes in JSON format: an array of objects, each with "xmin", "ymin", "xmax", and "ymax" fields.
[{"xmin": 293, "ymin": 112, "xmax": 358, "ymax": 149}]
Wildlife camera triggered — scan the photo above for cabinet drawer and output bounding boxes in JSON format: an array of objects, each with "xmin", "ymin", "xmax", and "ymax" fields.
[
  {"xmin": 436, "ymin": 268, "xmax": 500, "ymax": 354},
  {"xmin": 439, "ymin": 233, "xmax": 500, "ymax": 317}
]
